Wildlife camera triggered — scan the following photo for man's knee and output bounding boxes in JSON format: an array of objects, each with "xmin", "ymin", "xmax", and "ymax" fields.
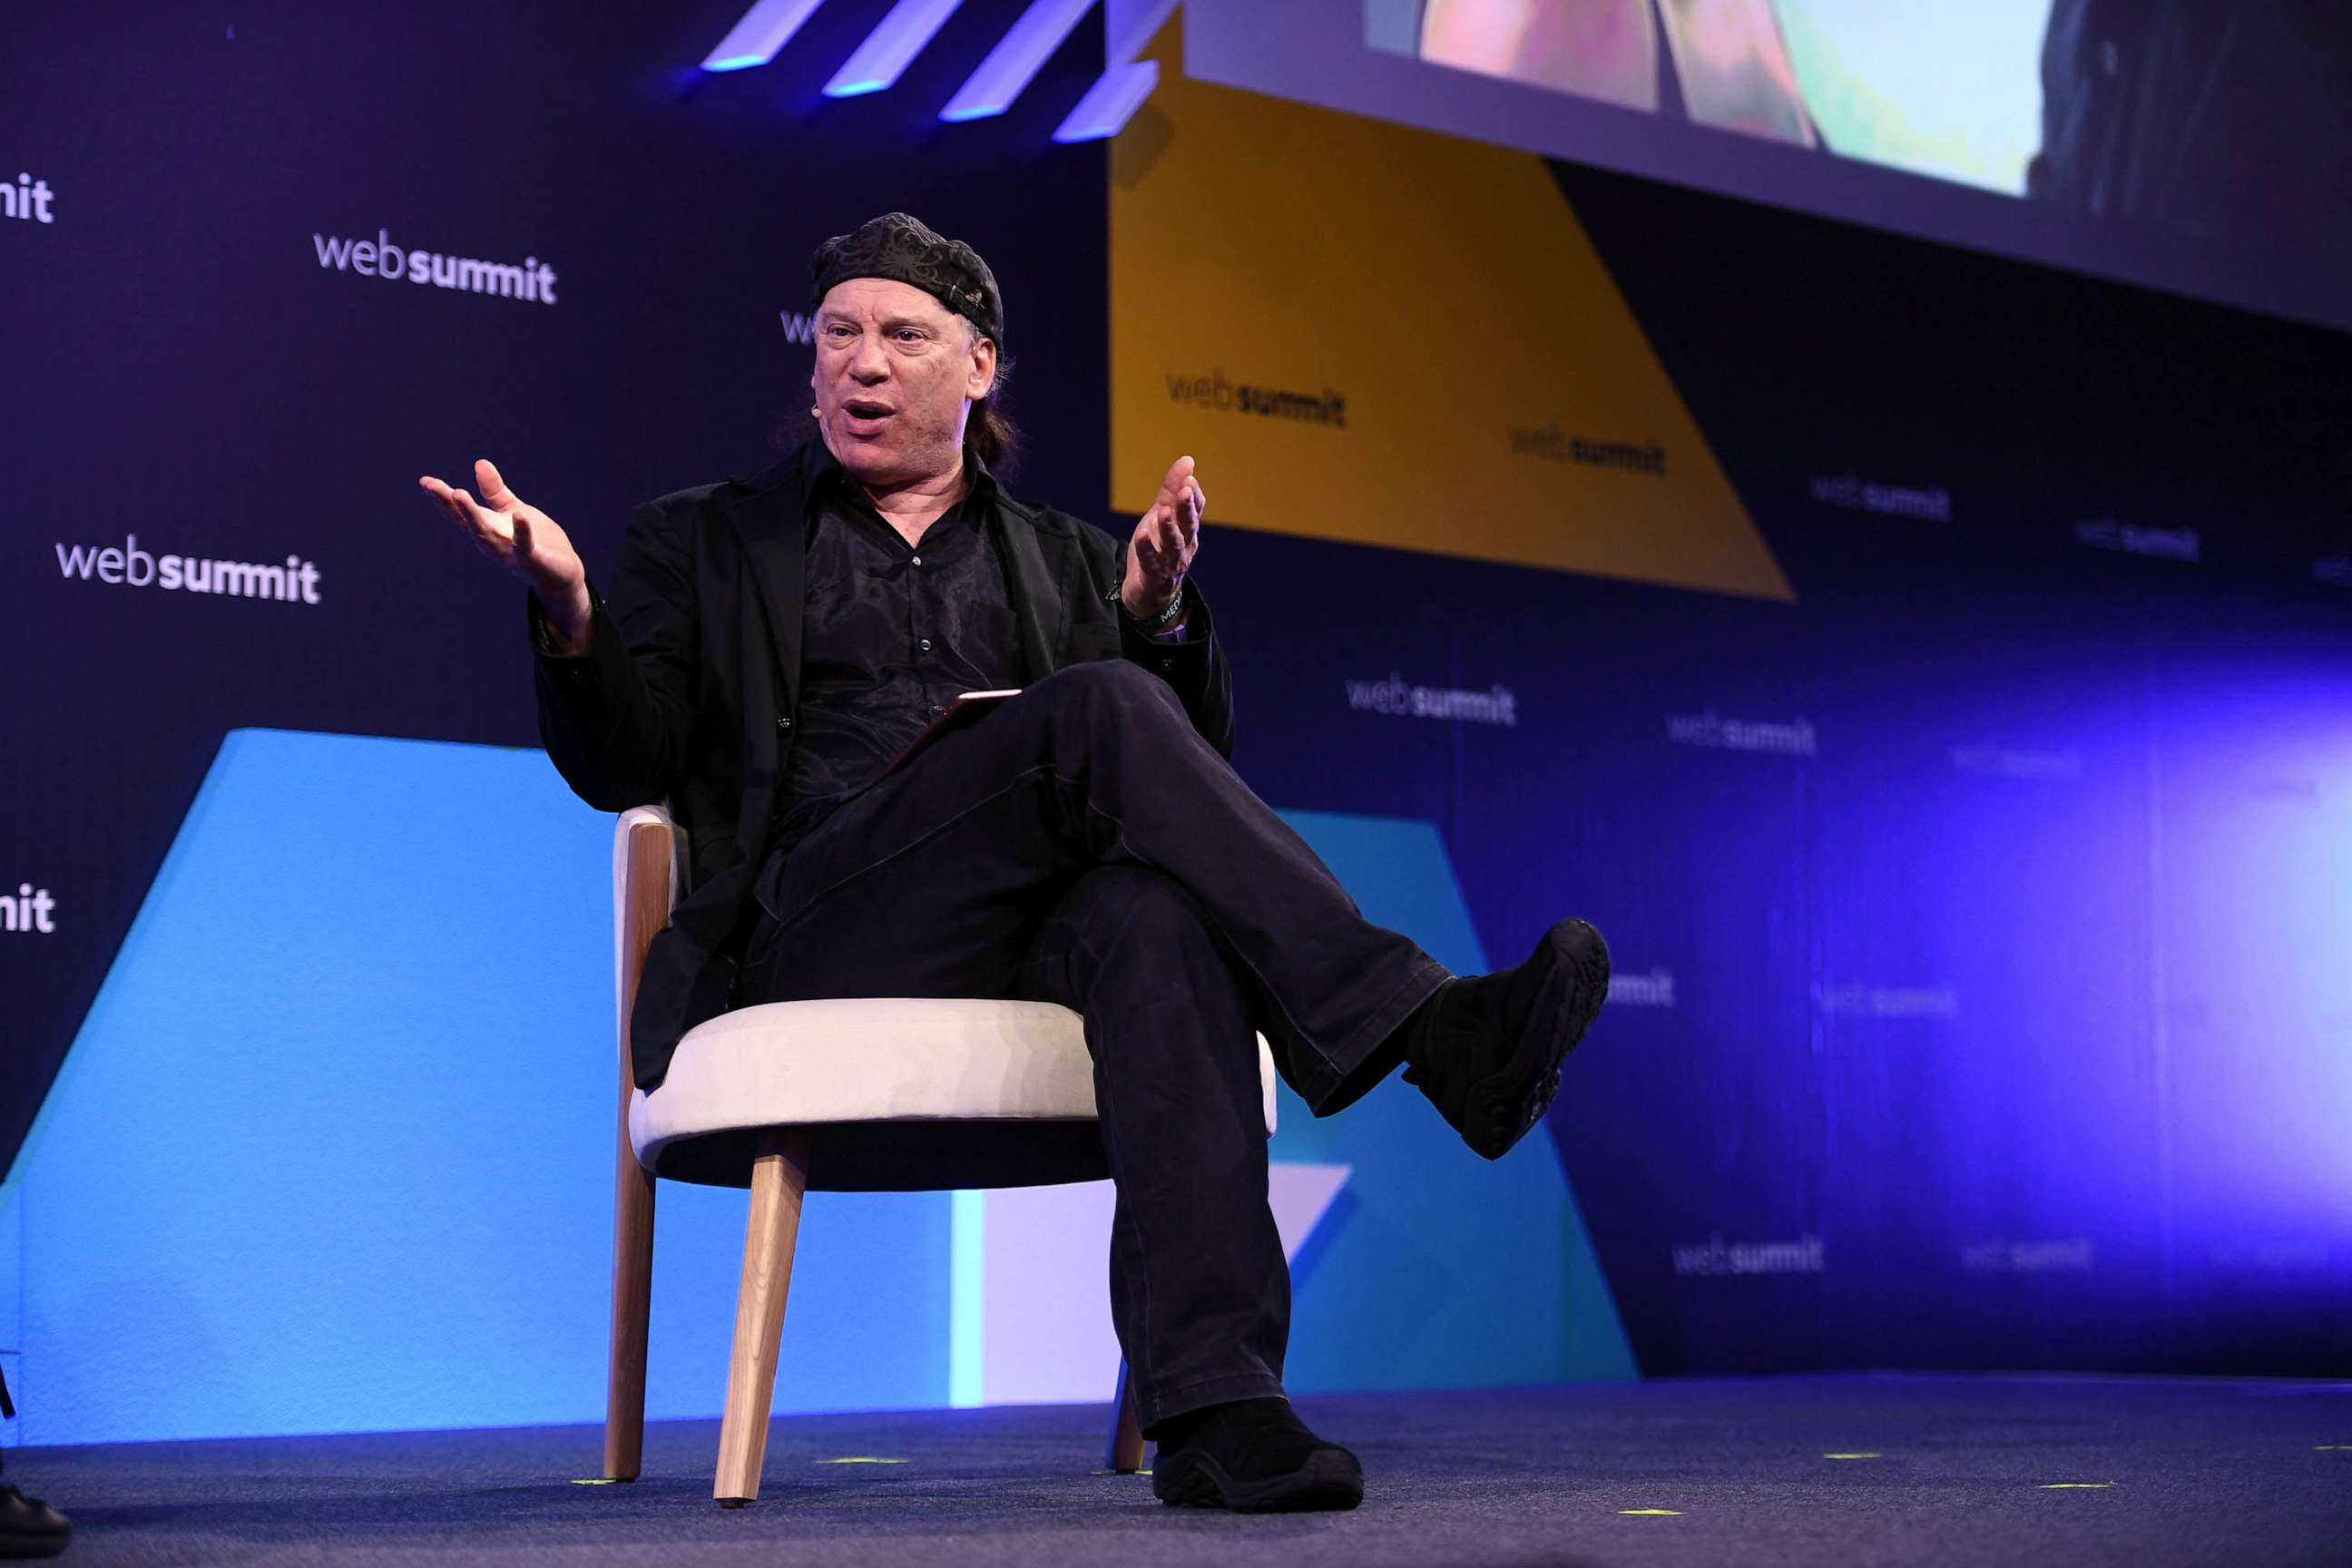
[{"xmin": 1038, "ymin": 657, "xmax": 1184, "ymax": 721}]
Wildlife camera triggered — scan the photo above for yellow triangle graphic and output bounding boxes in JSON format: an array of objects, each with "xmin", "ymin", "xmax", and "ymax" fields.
[{"xmin": 1111, "ymin": 27, "xmax": 1792, "ymax": 602}]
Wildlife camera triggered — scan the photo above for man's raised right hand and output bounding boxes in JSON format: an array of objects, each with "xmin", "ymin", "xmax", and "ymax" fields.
[{"xmin": 418, "ymin": 458, "xmax": 594, "ymax": 653}]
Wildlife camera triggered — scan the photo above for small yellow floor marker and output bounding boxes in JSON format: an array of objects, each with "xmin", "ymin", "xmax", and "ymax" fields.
[
  {"xmin": 568, "ymin": 1478, "xmax": 623, "ymax": 1486},
  {"xmin": 2317, "ymin": 1446, "xmax": 2347, "ymax": 1452},
  {"xmin": 2039, "ymin": 1483, "xmax": 2113, "ymax": 1489},
  {"xmin": 818, "ymin": 1456, "xmax": 908, "ymax": 1465},
  {"xmin": 1618, "ymin": 1508, "xmax": 1685, "ymax": 1516},
  {"xmin": 1823, "ymin": 1453, "xmax": 1881, "ymax": 1460}
]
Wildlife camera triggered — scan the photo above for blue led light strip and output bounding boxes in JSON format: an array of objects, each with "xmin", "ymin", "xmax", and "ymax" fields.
[
  {"xmin": 1053, "ymin": 58, "xmax": 1157, "ymax": 142},
  {"xmin": 1055, "ymin": 0, "xmax": 1178, "ymax": 142},
  {"xmin": 704, "ymin": 0, "xmax": 1180, "ymax": 140},
  {"xmin": 702, "ymin": 0, "xmax": 830, "ymax": 72},
  {"xmin": 1102, "ymin": 0, "xmax": 1178, "ymax": 64},
  {"xmin": 938, "ymin": 0, "xmax": 1094, "ymax": 122},
  {"xmin": 826, "ymin": 0, "xmax": 965, "ymax": 97}
]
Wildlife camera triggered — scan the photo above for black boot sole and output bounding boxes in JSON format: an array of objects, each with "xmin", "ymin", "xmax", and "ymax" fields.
[
  {"xmin": 1152, "ymin": 1446, "xmax": 1364, "ymax": 1512},
  {"xmin": 1464, "ymin": 917, "xmax": 1609, "ymax": 1160},
  {"xmin": 0, "ymin": 1527, "xmax": 69, "ymax": 1561}
]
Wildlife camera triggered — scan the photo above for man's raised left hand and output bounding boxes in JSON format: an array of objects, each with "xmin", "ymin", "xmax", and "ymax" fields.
[{"xmin": 1122, "ymin": 455, "xmax": 1205, "ymax": 622}]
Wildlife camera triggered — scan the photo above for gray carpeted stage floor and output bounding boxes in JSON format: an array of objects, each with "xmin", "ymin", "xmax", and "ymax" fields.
[{"xmin": 12, "ymin": 1374, "xmax": 2348, "ymax": 1566}]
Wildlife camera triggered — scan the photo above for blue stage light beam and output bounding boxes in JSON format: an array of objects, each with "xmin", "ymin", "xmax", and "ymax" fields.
[
  {"xmin": 939, "ymin": 0, "xmax": 1093, "ymax": 122},
  {"xmin": 827, "ymin": 0, "xmax": 965, "ymax": 96},
  {"xmin": 702, "ymin": 0, "xmax": 830, "ymax": 72}
]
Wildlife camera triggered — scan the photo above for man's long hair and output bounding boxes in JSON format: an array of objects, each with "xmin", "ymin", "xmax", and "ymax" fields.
[
  {"xmin": 967, "ymin": 383, "xmax": 1020, "ymax": 476},
  {"xmin": 965, "ymin": 327, "xmax": 1019, "ymax": 476}
]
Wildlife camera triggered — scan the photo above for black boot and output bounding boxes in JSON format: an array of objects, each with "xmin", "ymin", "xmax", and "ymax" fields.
[
  {"xmin": 1150, "ymin": 1397, "xmax": 1363, "ymax": 1512},
  {"xmin": 1398, "ymin": 916, "xmax": 1609, "ymax": 1159},
  {"xmin": 0, "ymin": 1367, "xmax": 69, "ymax": 1560},
  {"xmin": 0, "ymin": 1486, "xmax": 69, "ymax": 1561}
]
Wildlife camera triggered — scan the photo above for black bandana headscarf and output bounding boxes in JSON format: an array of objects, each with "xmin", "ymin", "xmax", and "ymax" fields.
[{"xmin": 809, "ymin": 211, "xmax": 1004, "ymax": 348}]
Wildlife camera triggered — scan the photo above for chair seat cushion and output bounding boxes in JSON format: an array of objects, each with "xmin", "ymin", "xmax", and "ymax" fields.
[{"xmin": 631, "ymin": 997, "xmax": 1278, "ymax": 1192}]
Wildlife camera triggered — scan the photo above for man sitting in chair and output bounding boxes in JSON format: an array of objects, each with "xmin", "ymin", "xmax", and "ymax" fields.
[{"xmin": 420, "ymin": 212, "xmax": 1608, "ymax": 1514}]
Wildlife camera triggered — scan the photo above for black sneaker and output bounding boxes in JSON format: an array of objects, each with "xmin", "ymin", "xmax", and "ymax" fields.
[
  {"xmin": 0, "ymin": 1485, "xmax": 69, "ymax": 1560},
  {"xmin": 1401, "ymin": 917, "xmax": 1609, "ymax": 1159},
  {"xmin": 1150, "ymin": 1397, "xmax": 1363, "ymax": 1513}
]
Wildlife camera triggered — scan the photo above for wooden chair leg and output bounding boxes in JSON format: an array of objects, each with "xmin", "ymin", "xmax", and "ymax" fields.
[
  {"xmin": 603, "ymin": 1119, "xmax": 657, "ymax": 1480},
  {"xmin": 609, "ymin": 813, "xmax": 676, "ymax": 1482},
  {"xmin": 715, "ymin": 1130, "xmax": 813, "ymax": 1507},
  {"xmin": 1105, "ymin": 1358, "xmax": 1147, "ymax": 1474}
]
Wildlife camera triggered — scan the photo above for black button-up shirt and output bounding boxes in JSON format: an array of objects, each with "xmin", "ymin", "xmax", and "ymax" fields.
[{"xmin": 769, "ymin": 450, "xmax": 1024, "ymax": 853}]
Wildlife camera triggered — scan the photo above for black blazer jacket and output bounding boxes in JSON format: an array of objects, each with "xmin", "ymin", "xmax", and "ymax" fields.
[{"xmin": 530, "ymin": 441, "xmax": 1236, "ymax": 1091}]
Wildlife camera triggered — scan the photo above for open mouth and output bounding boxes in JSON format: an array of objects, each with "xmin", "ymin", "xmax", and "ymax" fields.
[{"xmin": 842, "ymin": 398, "xmax": 895, "ymax": 426}]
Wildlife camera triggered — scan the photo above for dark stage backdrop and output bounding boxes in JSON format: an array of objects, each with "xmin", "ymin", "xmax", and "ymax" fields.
[
  {"xmin": 5, "ymin": 0, "xmax": 2349, "ymax": 1400},
  {"xmin": 2, "ymin": 0, "xmax": 1112, "ymax": 1159}
]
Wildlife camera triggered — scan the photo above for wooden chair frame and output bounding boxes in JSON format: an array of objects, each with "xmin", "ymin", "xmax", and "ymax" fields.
[{"xmin": 601, "ymin": 809, "xmax": 1145, "ymax": 1506}]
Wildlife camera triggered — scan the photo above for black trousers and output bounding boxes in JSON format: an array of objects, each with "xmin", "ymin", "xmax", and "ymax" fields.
[{"xmin": 743, "ymin": 659, "xmax": 1449, "ymax": 1428}]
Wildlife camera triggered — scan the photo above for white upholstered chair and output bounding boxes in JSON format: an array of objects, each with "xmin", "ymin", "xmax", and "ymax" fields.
[{"xmin": 601, "ymin": 805, "xmax": 1279, "ymax": 1505}]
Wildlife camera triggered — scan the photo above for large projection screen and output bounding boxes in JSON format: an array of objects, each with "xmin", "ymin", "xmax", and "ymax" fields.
[{"xmin": 1188, "ymin": 2, "xmax": 2352, "ymax": 331}]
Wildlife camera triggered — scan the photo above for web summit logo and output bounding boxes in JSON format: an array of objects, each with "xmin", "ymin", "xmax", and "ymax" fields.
[
  {"xmin": 5, "ymin": 171, "xmax": 56, "ymax": 225},
  {"xmin": 1664, "ymin": 708, "xmax": 1817, "ymax": 757},
  {"xmin": 1510, "ymin": 427, "xmax": 1667, "ymax": 477},
  {"xmin": 3, "ymin": 883, "xmax": 57, "ymax": 935},
  {"xmin": 312, "ymin": 229, "xmax": 557, "ymax": 305},
  {"xmin": 1607, "ymin": 968, "xmax": 1676, "ymax": 1008},
  {"xmin": 1345, "ymin": 673, "xmax": 1518, "ymax": 726},
  {"xmin": 1167, "ymin": 370, "xmax": 1347, "ymax": 428},
  {"xmin": 1671, "ymin": 1234, "xmax": 1824, "ymax": 1277},
  {"xmin": 1959, "ymin": 1236, "xmax": 2095, "ymax": 1273},
  {"xmin": 2073, "ymin": 514, "xmax": 2198, "ymax": 562},
  {"xmin": 56, "ymin": 535, "xmax": 321, "ymax": 603},
  {"xmin": 1809, "ymin": 470, "xmax": 1951, "ymax": 521}
]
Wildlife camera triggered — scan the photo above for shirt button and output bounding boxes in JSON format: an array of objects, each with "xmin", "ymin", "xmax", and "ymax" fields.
[
  {"xmin": 919, "ymin": 638, "xmax": 933, "ymax": 652},
  {"xmin": 776, "ymin": 717, "xmax": 793, "ymax": 732},
  {"xmin": 910, "ymin": 554, "xmax": 923, "ymax": 566}
]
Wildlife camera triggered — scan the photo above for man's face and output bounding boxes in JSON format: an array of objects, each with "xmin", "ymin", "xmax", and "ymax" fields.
[{"xmin": 811, "ymin": 277, "xmax": 996, "ymax": 488}]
